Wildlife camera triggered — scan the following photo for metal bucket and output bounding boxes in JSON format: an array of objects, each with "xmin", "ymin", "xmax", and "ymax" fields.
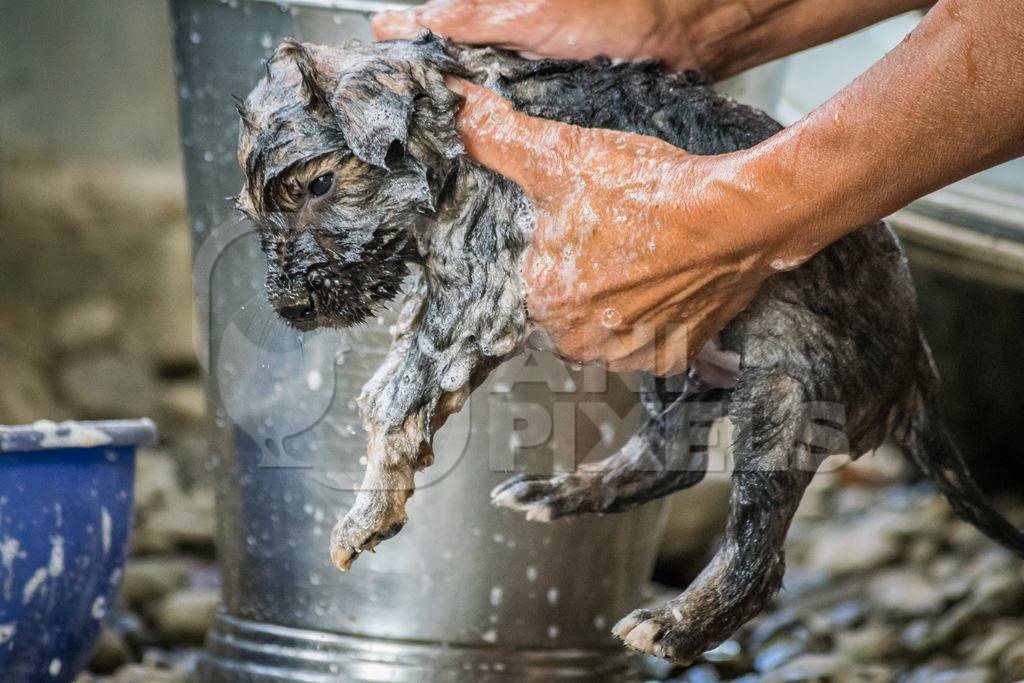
[{"xmin": 170, "ymin": 1, "xmax": 669, "ymax": 680}]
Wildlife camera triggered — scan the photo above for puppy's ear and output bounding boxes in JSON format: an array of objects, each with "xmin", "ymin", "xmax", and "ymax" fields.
[
  {"xmin": 331, "ymin": 36, "xmax": 464, "ymax": 169},
  {"xmin": 331, "ymin": 61, "xmax": 416, "ymax": 169},
  {"xmin": 275, "ymin": 41, "xmax": 332, "ymax": 116}
]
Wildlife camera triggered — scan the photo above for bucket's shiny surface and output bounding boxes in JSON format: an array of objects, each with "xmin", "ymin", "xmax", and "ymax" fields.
[{"xmin": 170, "ymin": 1, "xmax": 669, "ymax": 680}]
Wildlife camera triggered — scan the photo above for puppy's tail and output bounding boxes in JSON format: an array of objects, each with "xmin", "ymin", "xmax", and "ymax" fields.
[{"xmin": 901, "ymin": 346, "xmax": 1024, "ymax": 555}]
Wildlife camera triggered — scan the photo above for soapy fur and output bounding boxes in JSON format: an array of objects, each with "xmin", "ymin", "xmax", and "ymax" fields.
[{"xmin": 237, "ymin": 34, "xmax": 1024, "ymax": 665}]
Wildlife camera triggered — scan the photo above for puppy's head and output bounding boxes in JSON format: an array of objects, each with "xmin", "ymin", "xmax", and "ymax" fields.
[{"xmin": 236, "ymin": 35, "xmax": 463, "ymax": 330}]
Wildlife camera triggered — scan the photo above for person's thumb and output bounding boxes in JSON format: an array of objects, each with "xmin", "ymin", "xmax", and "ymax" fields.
[{"xmin": 446, "ymin": 77, "xmax": 582, "ymax": 203}]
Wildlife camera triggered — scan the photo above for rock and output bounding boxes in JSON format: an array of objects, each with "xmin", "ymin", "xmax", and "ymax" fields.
[
  {"xmin": 999, "ymin": 640, "xmax": 1024, "ymax": 679},
  {"xmin": 134, "ymin": 449, "xmax": 181, "ymax": 505},
  {"xmin": 58, "ymin": 352, "xmax": 159, "ymax": 418},
  {"xmin": 133, "ymin": 451, "xmax": 215, "ymax": 552},
  {"xmin": 141, "ymin": 498, "xmax": 215, "ymax": 551},
  {"xmin": 835, "ymin": 665, "xmax": 896, "ymax": 683},
  {"xmin": 52, "ymin": 299, "xmax": 121, "ymax": 350},
  {"xmin": 134, "ymin": 225, "xmax": 196, "ymax": 369},
  {"xmin": 122, "ymin": 558, "xmax": 191, "ymax": 608},
  {"xmin": 903, "ymin": 666, "xmax": 995, "ymax": 683},
  {"xmin": 901, "ymin": 614, "xmax": 960, "ymax": 655},
  {"xmin": 109, "ymin": 663, "xmax": 187, "ymax": 683},
  {"xmin": 867, "ymin": 569, "xmax": 945, "ymax": 617},
  {"xmin": 88, "ymin": 627, "xmax": 131, "ymax": 673},
  {"xmin": 0, "ymin": 351, "xmax": 66, "ymax": 423},
  {"xmin": 966, "ymin": 624, "xmax": 1024, "ymax": 666},
  {"xmin": 804, "ymin": 515, "xmax": 901, "ymax": 575},
  {"xmin": 835, "ymin": 624, "xmax": 903, "ymax": 661},
  {"xmin": 753, "ymin": 635, "xmax": 808, "ymax": 673},
  {"xmin": 155, "ymin": 589, "xmax": 220, "ymax": 644},
  {"xmin": 159, "ymin": 380, "xmax": 206, "ymax": 425},
  {"xmin": 906, "ymin": 537, "xmax": 941, "ymax": 564},
  {"xmin": 668, "ymin": 664, "xmax": 722, "ymax": 683},
  {"xmin": 805, "ymin": 600, "xmax": 866, "ymax": 637},
  {"xmin": 761, "ymin": 654, "xmax": 839, "ymax": 682},
  {"xmin": 140, "ymin": 647, "xmax": 200, "ymax": 676},
  {"xmin": 970, "ymin": 568, "xmax": 1024, "ymax": 614},
  {"xmin": 948, "ymin": 519, "xmax": 988, "ymax": 552}
]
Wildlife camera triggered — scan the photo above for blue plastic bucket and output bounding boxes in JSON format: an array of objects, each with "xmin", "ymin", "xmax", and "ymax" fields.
[{"xmin": 0, "ymin": 419, "xmax": 156, "ymax": 682}]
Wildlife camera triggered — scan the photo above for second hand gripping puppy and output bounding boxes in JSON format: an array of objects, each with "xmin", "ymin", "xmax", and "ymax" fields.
[{"xmin": 235, "ymin": 34, "xmax": 1024, "ymax": 665}]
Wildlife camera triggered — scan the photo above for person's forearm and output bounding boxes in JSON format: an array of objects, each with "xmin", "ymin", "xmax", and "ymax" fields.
[
  {"xmin": 732, "ymin": 0, "xmax": 1024, "ymax": 264},
  {"xmin": 693, "ymin": 0, "xmax": 931, "ymax": 78}
]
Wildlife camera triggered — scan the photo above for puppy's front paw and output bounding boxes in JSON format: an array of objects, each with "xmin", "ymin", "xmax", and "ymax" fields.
[
  {"xmin": 329, "ymin": 498, "xmax": 407, "ymax": 571},
  {"xmin": 612, "ymin": 606, "xmax": 710, "ymax": 666},
  {"xmin": 490, "ymin": 473, "xmax": 589, "ymax": 522}
]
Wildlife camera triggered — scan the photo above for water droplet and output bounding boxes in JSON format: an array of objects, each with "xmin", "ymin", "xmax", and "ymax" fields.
[
  {"xmin": 770, "ymin": 257, "xmax": 801, "ymax": 272},
  {"xmin": 91, "ymin": 596, "xmax": 107, "ymax": 620},
  {"xmin": 489, "ymin": 586, "xmax": 503, "ymax": 606},
  {"xmin": 306, "ymin": 369, "xmax": 323, "ymax": 391},
  {"xmin": 189, "ymin": 31, "xmax": 201, "ymax": 44},
  {"xmin": 601, "ymin": 307, "xmax": 622, "ymax": 329}
]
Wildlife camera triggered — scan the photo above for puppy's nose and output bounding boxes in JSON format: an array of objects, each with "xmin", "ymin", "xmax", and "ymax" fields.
[{"xmin": 278, "ymin": 300, "xmax": 315, "ymax": 322}]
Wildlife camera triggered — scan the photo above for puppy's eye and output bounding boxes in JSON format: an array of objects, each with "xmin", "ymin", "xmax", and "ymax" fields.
[{"xmin": 308, "ymin": 173, "xmax": 333, "ymax": 197}]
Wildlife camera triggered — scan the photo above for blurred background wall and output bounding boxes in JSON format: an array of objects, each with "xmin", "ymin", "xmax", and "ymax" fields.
[{"xmin": 0, "ymin": 0, "xmax": 180, "ymax": 163}]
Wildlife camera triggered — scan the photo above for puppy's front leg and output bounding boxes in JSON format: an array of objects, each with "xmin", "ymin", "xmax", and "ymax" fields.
[
  {"xmin": 331, "ymin": 380, "xmax": 478, "ymax": 570},
  {"xmin": 330, "ymin": 415, "xmax": 427, "ymax": 570},
  {"xmin": 330, "ymin": 287, "xmax": 492, "ymax": 570}
]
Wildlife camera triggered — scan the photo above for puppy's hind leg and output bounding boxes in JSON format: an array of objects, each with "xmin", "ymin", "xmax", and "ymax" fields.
[
  {"xmin": 491, "ymin": 378, "xmax": 726, "ymax": 521},
  {"xmin": 613, "ymin": 372, "xmax": 817, "ymax": 665}
]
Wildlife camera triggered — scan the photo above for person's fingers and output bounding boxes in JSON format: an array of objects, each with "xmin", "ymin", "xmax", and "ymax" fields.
[
  {"xmin": 373, "ymin": 0, "xmax": 517, "ymax": 44},
  {"xmin": 446, "ymin": 77, "xmax": 584, "ymax": 202},
  {"xmin": 372, "ymin": 7, "xmax": 424, "ymax": 40}
]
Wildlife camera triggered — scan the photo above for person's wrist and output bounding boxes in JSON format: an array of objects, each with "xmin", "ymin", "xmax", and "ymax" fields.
[{"xmin": 725, "ymin": 144, "xmax": 816, "ymax": 273}]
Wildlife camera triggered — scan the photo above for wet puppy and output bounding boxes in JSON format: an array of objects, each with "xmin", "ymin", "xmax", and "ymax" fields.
[{"xmin": 236, "ymin": 35, "xmax": 1024, "ymax": 665}]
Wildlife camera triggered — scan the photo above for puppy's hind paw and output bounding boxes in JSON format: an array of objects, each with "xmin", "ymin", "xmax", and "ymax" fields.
[
  {"xmin": 612, "ymin": 607, "xmax": 708, "ymax": 666},
  {"xmin": 330, "ymin": 510, "xmax": 406, "ymax": 571},
  {"xmin": 490, "ymin": 473, "xmax": 592, "ymax": 522}
]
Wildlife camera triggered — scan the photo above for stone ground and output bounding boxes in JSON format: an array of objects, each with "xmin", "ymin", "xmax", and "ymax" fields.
[
  {"xmin": 73, "ymin": 456, "xmax": 1024, "ymax": 682},
  {"xmin": 652, "ymin": 483, "xmax": 1024, "ymax": 683}
]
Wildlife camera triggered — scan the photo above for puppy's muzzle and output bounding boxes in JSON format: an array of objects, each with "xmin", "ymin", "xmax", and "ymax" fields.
[{"xmin": 275, "ymin": 294, "xmax": 317, "ymax": 329}]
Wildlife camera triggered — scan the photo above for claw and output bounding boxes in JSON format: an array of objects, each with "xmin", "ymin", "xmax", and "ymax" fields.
[{"xmin": 329, "ymin": 510, "xmax": 407, "ymax": 571}]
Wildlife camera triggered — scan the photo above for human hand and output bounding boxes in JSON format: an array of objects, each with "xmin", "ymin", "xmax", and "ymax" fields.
[
  {"xmin": 374, "ymin": 0, "xmax": 936, "ymax": 79},
  {"xmin": 373, "ymin": 0, "xmax": 702, "ymax": 72},
  {"xmin": 446, "ymin": 79, "xmax": 802, "ymax": 375}
]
